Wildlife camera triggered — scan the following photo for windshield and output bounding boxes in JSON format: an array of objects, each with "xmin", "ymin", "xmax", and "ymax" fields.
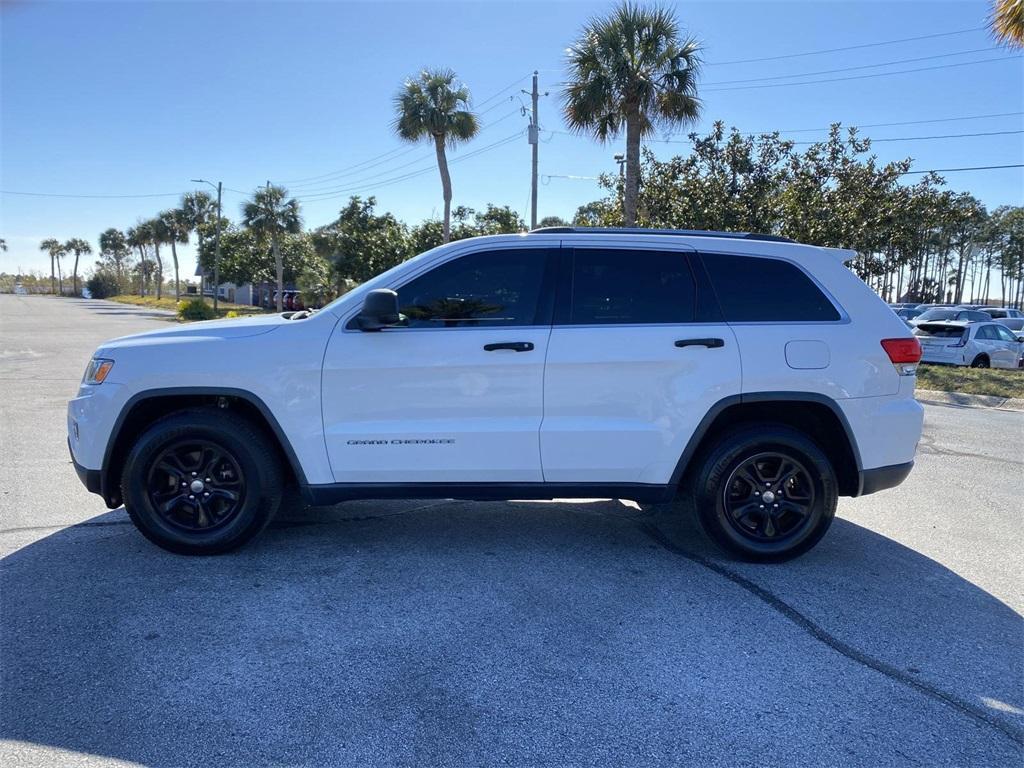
[{"xmin": 916, "ymin": 308, "xmax": 955, "ymax": 322}]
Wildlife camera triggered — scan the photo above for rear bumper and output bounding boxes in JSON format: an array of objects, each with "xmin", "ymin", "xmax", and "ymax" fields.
[
  {"xmin": 857, "ymin": 461, "xmax": 914, "ymax": 496},
  {"xmin": 69, "ymin": 438, "xmax": 103, "ymax": 495}
]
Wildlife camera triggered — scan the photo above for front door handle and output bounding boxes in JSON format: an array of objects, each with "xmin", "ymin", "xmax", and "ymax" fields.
[
  {"xmin": 484, "ymin": 341, "xmax": 535, "ymax": 352},
  {"xmin": 675, "ymin": 338, "xmax": 725, "ymax": 349}
]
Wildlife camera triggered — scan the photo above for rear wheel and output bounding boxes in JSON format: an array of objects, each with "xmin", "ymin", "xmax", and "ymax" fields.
[
  {"xmin": 689, "ymin": 424, "xmax": 837, "ymax": 562},
  {"xmin": 970, "ymin": 355, "xmax": 990, "ymax": 368},
  {"xmin": 122, "ymin": 408, "xmax": 283, "ymax": 555}
]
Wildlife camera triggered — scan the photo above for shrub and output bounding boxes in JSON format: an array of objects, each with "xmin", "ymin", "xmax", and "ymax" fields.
[
  {"xmin": 226, "ymin": 310, "xmax": 239, "ymax": 318},
  {"xmin": 85, "ymin": 271, "xmax": 121, "ymax": 300},
  {"xmin": 177, "ymin": 297, "xmax": 217, "ymax": 321}
]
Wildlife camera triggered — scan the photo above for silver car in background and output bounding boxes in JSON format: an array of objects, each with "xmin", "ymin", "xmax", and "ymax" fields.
[
  {"xmin": 914, "ymin": 321, "xmax": 1024, "ymax": 369},
  {"xmin": 978, "ymin": 307, "xmax": 1024, "ymax": 332}
]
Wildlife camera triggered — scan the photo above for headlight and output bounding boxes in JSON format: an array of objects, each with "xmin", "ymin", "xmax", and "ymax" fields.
[{"xmin": 83, "ymin": 358, "xmax": 114, "ymax": 385}]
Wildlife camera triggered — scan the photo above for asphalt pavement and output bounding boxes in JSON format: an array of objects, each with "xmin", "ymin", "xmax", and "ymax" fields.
[{"xmin": 1, "ymin": 294, "xmax": 1022, "ymax": 767}]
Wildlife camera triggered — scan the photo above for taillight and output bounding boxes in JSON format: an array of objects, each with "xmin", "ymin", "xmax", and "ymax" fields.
[{"xmin": 881, "ymin": 338, "xmax": 921, "ymax": 375}]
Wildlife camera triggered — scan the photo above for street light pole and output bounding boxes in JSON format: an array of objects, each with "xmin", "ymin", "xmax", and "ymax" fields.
[{"xmin": 191, "ymin": 178, "xmax": 223, "ymax": 310}]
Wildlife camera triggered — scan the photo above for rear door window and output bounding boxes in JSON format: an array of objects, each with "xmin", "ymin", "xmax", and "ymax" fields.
[
  {"xmin": 566, "ymin": 249, "xmax": 695, "ymax": 325},
  {"xmin": 700, "ymin": 253, "xmax": 840, "ymax": 322}
]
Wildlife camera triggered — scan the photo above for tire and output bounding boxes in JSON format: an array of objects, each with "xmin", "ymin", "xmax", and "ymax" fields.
[
  {"xmin": 689, "ymin": 424, "xmax": 837, "ymax": 562},
  {"xmin": 969, "ymin": 355, "xmax": 990, "ymax": 369},
  {"xmin": 121, "ymin": 408, "xmax": 283, "ymax": 555}
]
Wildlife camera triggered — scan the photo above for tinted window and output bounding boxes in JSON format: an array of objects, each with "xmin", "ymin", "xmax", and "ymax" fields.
[
  {"xmin": 701, "ymin": 254, "xmax": 840, "ymax": 322},
  {"xmin": 993, "ymin": 325, "xmax": 1018, "ymax": 342},
  {"xmin": 917, "ymin": 309, "xmax": 956, "ymax": 322},
  {"xmin": 569, "ymin": 249, "xmax": 695, "ymax": 325},
  {"xmin": 915, "ymin": 324, "xmax": 965, "ymax": 338},
  {"xmin": 395, "ymin": 249, "xmax": 548, "ymax": 328},
  {"xmin": 984, "ymin": 309, "xmax": 1007, "ymax": 318},
  {"xmin": 956, "ymin": 310, "xmax": 991, "ymax": 321},
  {"xmin": 976, "ymin": 325, "xmax": 997, "ymax": 340}
]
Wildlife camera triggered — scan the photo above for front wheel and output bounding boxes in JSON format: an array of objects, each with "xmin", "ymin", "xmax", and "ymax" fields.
[
  {"xmin": 689, "ymin": 425, "xmax": 837, "ymax": 562},
  {"xmin": 122, "ymin": 408, "xmax": 283, "ymax": 555}
]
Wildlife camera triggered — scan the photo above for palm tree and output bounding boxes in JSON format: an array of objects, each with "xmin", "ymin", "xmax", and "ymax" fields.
[
  {"xmin": 563, "ymin": 2, "xmax": 702, "ymax": 226},
  {"xmin": 125, "ymin": 224, "xmax": 150, "ymax": 296},
  {"xmin": 242, "ymin": 185, "xmax": 302, "ymax": 311},
  {"xmin": 394, "ymin": 69, "xmax": 479, "ymax": 243},
  {"xmin": 64, "ymin": 238, "xmax": 92, "ymax": 296},
  {"xmin": 98, "ymin": 228, "xmax": 130, "ymax": 283},
  {"xmin": 39, "ymin": 239, "xmax": 60, "ymax": 294},
  {"xmin": 159, "ymin": 209, "xmax": 190, "ymax": 301},
  {"xmin": 39, "ymin": 238, "xmax": 67, "ymax": 295},
  {"xmin": 181, "ymin": 190, "xmax": 216, "ymax": 296},
  {"xmin": 992, "ymin": 0, "xmax": 1024, "ymax": 46},
  {"xmin": 147, "ymin": 217, "xmax": 169, "ymax": 299},
  {"xmin": 0, "ymin": 238, "xmax": 6, "ymax": 251}
]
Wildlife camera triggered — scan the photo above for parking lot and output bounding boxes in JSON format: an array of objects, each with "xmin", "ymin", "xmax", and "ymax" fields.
[{"xmin": 1, "ymin": 293, "xmax": 1021, "ymax": 766}]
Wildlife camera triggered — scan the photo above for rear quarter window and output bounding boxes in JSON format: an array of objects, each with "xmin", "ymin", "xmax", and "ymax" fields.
[{"xmin": 700, "ymin": 253, "xmax": 841, "ymax": 322}]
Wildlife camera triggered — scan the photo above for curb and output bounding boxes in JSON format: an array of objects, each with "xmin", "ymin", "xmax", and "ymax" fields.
[{"xmin": 916, "ymin": 389, "xmax": 1024, "ymax": 412}]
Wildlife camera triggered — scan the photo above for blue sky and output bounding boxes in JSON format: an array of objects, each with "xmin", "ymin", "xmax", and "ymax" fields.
[{"xmin": 1, "ymin": 0, "xmax": 1021, "ymax": 278}]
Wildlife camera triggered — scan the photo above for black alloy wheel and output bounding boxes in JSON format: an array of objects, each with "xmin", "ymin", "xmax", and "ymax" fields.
[
  {"xmin": 722, "ymin": 452, "xmax": 815, "ymax": 543},
  {"xmin": 146, "ymin": 440, "xmax": 246, "ymax": 532}
]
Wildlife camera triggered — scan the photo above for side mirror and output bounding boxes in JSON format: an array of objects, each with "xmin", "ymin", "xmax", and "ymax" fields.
[
  {"xmin": 357, "ymin": 289, "xmax": 401, "ymax": 331},
  {"xmin": 1017, "ymin": 335, "xmax": 1024, "ymax": 343}
]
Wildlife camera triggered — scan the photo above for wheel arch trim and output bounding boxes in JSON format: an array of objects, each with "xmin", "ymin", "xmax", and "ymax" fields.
[
  {"xmin": 101, "ymin": 387, "xmax": 309, "ymax": 504},
  {"xmin": 667, "ymin": 391, "xmax": 863, "ymax": 492}
]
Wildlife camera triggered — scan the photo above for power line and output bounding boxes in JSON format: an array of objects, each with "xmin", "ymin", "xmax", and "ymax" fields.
[
  {"xmin": 755, "ymin": 111, "xmax": 1024, "ymax": 135},
  {"xmin": 705, "ymin": 26, "xmax": 987, "ymax": 66},
  {"xmin": 295, "ymin": 130, "xmax": 525, "ymax": 202},
  {"xmin": 277, "ymin": 73, "xmax": 530, "ymax": 186},
  {"xmin": 289, "ymin": 111, "xmax": 523, "ymax": 194},
  {"xmin": 703, "ymin": 47, "xmax": 999, "ymax": 86},
  {"xmin": 900, "ymin": 164, "xmax": 1024, "ymax": 175},
  {"xmin": 0, "ymin": 189, "xmax": 185, "ymax": 199},
  {"xmin": 704, "ymin": 55, "xmax": 1021, "ymax": 92},
  {"xmin": 792, "ymin": 129, "xmax": 1024, "ymax": 145}
]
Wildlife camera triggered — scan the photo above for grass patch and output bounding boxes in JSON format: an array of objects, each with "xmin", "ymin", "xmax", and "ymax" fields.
[
  {"xmin": 916, "ymin": 364, "xmax": 1024, "ymax": 399},
  {"xmin": 108, "ymin": 294, "xmax": 264, "ymax": 318}
]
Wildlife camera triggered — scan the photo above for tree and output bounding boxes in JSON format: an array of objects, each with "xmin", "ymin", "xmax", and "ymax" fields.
[
  {"xmin": 125, "ymin": 223, "xmax": 150, "ymax": 296},
  {"xmin": 98, "ymin": 228, "xmax": 131, "ymax": 288},
  {"xmin": 85, "ymin": 270, "xmax": 120, "ymax": 299},
  {"xmin": 181, "ymin": 190, "xmax": 216, "ymax": 291},
  {"xmin": 313, "ymin": 196, "xmax": 412, "ymax": 285},
  {"xmin": 563, "ymin": 2, "xmax": 701, "ymax": 226},
  {"xmin": 63, "ymin": 238, "xmax": 92, "ymax": 296},
  {"xmin": 39, "ymin": 238, "xmax": 64, "ymax": 295},
  {"xmin": 0, "ymin": 238, "xmax": 6, "ymax": 251},
  {"xmin": 146, "ymin": 217, "xmax": 171, "ymax": 299},
  {"xmin": 991, "ymin": 0, "xmax": 1024, "ymax": 46},
  {"xmin": 241, "ymin": 185, "xmax": 303, "ymax": 311},
  {"xmin": 159, "ymin": 209, "xmax": 190, "ymax": 300},
  {"xmin": 394, "ymin": 68, "xmax": 479, "ymax": 243},
  {"xmin": 538, "ymin": 215, "xmax": 570, "ymax": 228}
]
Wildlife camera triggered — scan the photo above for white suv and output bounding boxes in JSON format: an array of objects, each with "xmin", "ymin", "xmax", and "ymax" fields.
[{"xmin": 68, "ymin": 228, "xmax": 924, "ymax": 561}]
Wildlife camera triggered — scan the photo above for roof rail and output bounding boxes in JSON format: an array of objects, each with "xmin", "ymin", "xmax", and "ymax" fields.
[{"xmin": 529, "ymin": 226, "xmax": 793, "ymax": 243}]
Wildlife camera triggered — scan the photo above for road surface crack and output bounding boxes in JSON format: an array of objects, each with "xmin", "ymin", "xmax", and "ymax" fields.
[{"xmin": 640, "ymin": 521, "xmax": 1024, "ymax": 748}]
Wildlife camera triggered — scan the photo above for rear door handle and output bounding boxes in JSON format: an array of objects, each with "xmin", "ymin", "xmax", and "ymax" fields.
[
  {"xmin": 675, "ymin": 338, "xmax": 725, "ymax": 349},
  {"xmin": 484, "ymin": 341, "xmax": 534, "ymax": 352}
]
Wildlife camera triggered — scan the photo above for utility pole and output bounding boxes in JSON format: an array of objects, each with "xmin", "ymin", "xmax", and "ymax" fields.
[
  {"xmin": 191, "ymin": 178, "xmax": 223, "ymax": 310},
  {"xmin": 213, "ymin": 181, "xmax": 222, "ymax": 312},
  {"xmin": 529, "ymin": 71, "xmax": 539, "ymax": 230}
]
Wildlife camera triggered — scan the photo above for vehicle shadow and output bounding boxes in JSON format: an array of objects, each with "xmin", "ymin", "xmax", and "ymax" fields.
[{"xmin": 1, "ymin": 501, "xmax": 1021, "ymax": 766}]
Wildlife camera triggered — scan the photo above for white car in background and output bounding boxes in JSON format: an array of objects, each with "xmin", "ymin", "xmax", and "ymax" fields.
[
  {"xmin": 978, "ymin": 307, "xmax": 1024, "ymax": 332},
  {"xmin": 914, "ymin": 320, "xmax": 1024, "ymax": 369}
]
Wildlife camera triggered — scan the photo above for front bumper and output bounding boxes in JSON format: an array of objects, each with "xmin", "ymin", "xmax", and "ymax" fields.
[
  {"xmin": 69, "ymin": 438, "xmax": 102, "ymax": 495},
  {"xmin": 857, "ymin": 461, "xmax": 914, "ymax": 496}
]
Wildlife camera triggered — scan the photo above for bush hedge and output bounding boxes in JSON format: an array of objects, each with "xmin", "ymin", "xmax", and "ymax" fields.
[{"xmin": 177, "ymin": 298, "xmax": 217, "ymax": 321}]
